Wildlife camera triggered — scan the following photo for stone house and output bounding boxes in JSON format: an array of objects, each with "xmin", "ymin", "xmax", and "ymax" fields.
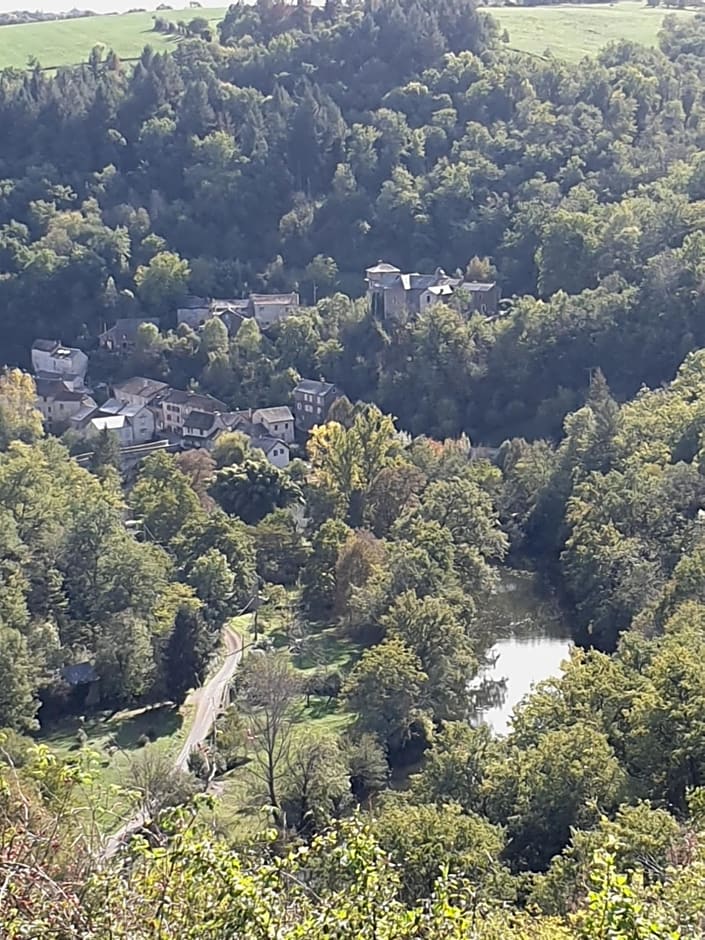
[
  {"xmin": 85, "ymin": 414, "xmax": 133, "ymax": 446},
  {"xmin": 251, "ymin": 406, "xmax": 295, "ymax": 444},
  {"xmin": 460, "ymin": 281, "xmax": 501, "ymax": 315},
  {"xmin": 159, "ymin": 389, "xmax": 227, "ymax": 434},
  {"xmin": 182, "ymin": 409, "xmax": 222, "ymax": 445},
  {"xmin": 213, "ymin": 408, "xmax": 292, "ymax": 468},
  {"xmin": 177, "ymin": 293, "xmax": 299, "ymax": 334},
  {"xmin": 250, "ymin": 293, "xmax": 299, "ymax": 330},
  {"xmin": 31, "ymin": 340, "xmax": 88, "ymax": 385},
  {"xmin": 251, "ymin": 436, "xmax": 291, "ymax": 469},
  {"xmin": 98, "ymin": 318, "xmax": 160, "ymax": 354},
  {"xmin": 176, "ymin": 296, "xmax": 211, "ymax": 329},
  {"xmin": 293, "ymin": 379, "xmax": 340, "ymax": 433},
  {"xmin": 98, "ymin": 398, "xmax": 156, "ymax": 444},
  {"xmin": 35, "ymin": 376, "xmax": 96, "ymax": 433},
  {"xmin": 111, "ymin": 376, "xmax": 169, "ymax": 410},
  {"xmin": 366, "ymin": 261, "xmax": 500, "ymax": 321}
]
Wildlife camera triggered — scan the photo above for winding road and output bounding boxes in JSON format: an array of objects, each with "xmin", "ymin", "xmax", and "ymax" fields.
[{"xmin": 102, "ymin": 623, "xmax": 244, "ymax": 860}]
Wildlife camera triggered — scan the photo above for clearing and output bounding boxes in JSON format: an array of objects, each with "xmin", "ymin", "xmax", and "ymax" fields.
[
  {"xmin": 209, "ymin": 594, "xmax": 361, "ymax": 839},
  {"xmin": 490, "ymin": 1, "xmax": 696, "ymax": 62},
  {"xmin": 0, "ymin": 1, "xmax": 698, "ymax": 70},
  {"xmin": 0, "ymin": 6, "xmax": 227, "ymax": 71}
]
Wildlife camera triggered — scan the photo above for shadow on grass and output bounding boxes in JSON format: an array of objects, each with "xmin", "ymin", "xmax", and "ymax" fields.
[
  {"xmin": 112, "ymin": 704, "xmax": 183, "ymax": 749},
  {"xmin": 302, "ymin": 698, "xmax": 338, "ymax": 721},
  {"xmin": 37, "ymin": 703, "xmax": 183, "ymax": 754}
]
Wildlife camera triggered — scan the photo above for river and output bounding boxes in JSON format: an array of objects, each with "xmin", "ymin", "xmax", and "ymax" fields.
[{"xmin": 472, "ymin": 569, "xmax": 573, "ymax": 735}]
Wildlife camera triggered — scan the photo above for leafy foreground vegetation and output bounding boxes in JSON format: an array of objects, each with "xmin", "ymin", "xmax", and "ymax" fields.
[
  {"xmin": 0, "ymin": 8, "xmax": 228, "ymax": 71},
  {"xmin": 5, "ymin": 754, "xmax": 705, "ymax": 938}
]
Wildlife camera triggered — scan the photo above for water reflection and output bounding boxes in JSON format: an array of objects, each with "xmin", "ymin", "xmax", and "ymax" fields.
[{"xmin": 471, "ymin": 569, "xmax": 573, "ymax": 735}]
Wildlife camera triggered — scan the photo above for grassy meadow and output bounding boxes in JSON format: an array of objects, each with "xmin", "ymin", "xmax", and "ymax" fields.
[
  {"xmin": 491, "ymin": 0, "xmax": 696, "ymax": 61},
  {"xmin": 0, "ymin": 6, "xmax": 227, "ymax": 70},
  {"xmin": 0, "ymin": 1, "xmax": 698, "ymax": 71}
]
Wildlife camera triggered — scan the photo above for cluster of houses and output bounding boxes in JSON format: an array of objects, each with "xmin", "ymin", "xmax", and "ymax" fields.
[
  {"xmin": 30, "ymin": 338, "xmax": 340, "ymax": 468},
  {"xmin": 365, "ymin": 262, "xmax": 500, "ymax": 321},
  {"xmin": 28, "ymin": 263, "xmax": 496, "ymax": 463},
  {"xmin": 177, "ymin": 292, "xmax": 300, "ymax": 334}
]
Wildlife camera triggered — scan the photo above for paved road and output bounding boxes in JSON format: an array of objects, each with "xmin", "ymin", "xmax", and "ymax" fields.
[
  {"xmin": 174, "ymin": 624, "xmax": 243, "ymax": 771},
  {"xmin": 102, "ymin": 623, "xmax": 244, "ymax": 860}
]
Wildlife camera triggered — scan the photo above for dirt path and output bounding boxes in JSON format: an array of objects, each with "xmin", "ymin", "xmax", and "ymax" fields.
[{"xmin": 102, "ymin": 623, "xmax": 244, "ymax": 860}]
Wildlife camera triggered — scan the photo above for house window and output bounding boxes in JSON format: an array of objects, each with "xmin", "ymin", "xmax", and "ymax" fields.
[
  {"xmin": 274, "ymin": 424, "xmax": 279, "ymax": 431},
  {"xmin": 481, "ymin": 303, "xmax": 487, "ymax": 314},
  {"xmin": 317, "ymin": 407, "xmax": 322, "ymax": 415},
  {"xmin": 305, "ymin": 405, "xmax": 313, "ymax": 413},
  {"xmin": 296, "ymin": 402, "xmax": 302, "ymax": 410}
]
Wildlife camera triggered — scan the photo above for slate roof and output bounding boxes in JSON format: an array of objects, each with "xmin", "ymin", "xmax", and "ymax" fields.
[
  {"xmin": 294, "ymin": 379, "xmax": 336, "ymax": 396},
  {"xmin": 35, "ymin": 378, "xmax": 85, "ymax": 401},
  {"xmin": 183, "ymin": 410, "xmax": 217, "ymax": 432},
  {"xmin": 162, "ymin": 389, "xmax": 227, "ymax": 412},
  {"xmin": 254, "ymin": 406, "xmax": 294, "ymax": 424},
  {"xmin": 462, "ymin": 281, "xmax": 497, "ymax": 292},
  {"xmin": 366, "ymin": 261, "xmax": 401, "ymax": 274},
  {"xmin": 112, "ymin": 376, "xmax": 169, "ymax": 401},
  {"xmin": 250, "ymin": 292, "xmax": 299, "ymax": 305},
  {"xmin": 251, "ymin": 435, "xmax": 288, "ymax": 455},
  {"xmin": 61, "ymin": 662, "xmax": 97, "ymax": 686},
  {"xmin": 70, "ymin": 404, "xmax": 99, "ymax": 425},
  {"xmin": 100, "ymin": 318, "xmax": 160, "ymax": 343},
  {"xmin": 98, "ymin": 398, "xmax": 124, "ymax": 415},
  {"xmin": 400, "ymin": 273, "xmax": 437, "ymax": 291},
  {"xmin": 32, "ymin": 338, "xmax": 60, "ymax": 353}
]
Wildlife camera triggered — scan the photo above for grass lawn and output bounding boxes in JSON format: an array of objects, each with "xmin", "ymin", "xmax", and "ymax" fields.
[
  {"xmin": 0, "ymin": 6, "xmax": 228, "ymax": 71},
  {"xmin": 0, "ymin": 0, "xmax": 697, "ymax": 71},
  {"xmin": 211, "ymin": 594, "xmax": 360, "ymax": 840},
  {"xmin": 489, "ymin": 1, "xmax": 696, "ymax": 62},
  {"xmin": 35, "ymin": 701, "xmax": 188, "ymax": 835}
]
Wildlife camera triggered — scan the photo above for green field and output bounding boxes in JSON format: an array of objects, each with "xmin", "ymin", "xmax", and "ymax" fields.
[
  {"xmin": 0, "ymin": 6, "xmax": 227, "ymax": 70},
  {"xmin": 491, "ymin": 1, "xmax": 696, "ymax": 61},
  {"xmin": 0, "ymin": 0, "xmax": 697, "ymax": 70},
  {"xmin": 0, "ymin": 0, "xmax": 697, "ymax": 71}
]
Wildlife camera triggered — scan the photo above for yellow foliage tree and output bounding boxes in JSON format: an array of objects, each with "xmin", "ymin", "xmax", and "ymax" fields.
[{"xmin": 0, "ymin": 369, "xmax": 44, "ymax": 449}]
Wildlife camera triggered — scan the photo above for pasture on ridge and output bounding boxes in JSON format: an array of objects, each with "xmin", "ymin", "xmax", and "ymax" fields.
[
  {"xmin": 0, "ymin": 6, "xmax": 227, "ymax": 70},
  {"xmin": 490, "ymin": 0, "xmax": 696, "ymax": 62}
]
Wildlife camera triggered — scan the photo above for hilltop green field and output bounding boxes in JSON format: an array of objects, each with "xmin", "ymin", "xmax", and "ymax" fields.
[
  {"xmin": 491, "ymin": 0, "xmax": 696, "ymax": 61},
  {"xmin": 0, "ymin": 6, "xmax": 227, "ymax": 70},
  {"xmin": 0, "ymin": 0, "xmax": 696, "ymax": 70}
]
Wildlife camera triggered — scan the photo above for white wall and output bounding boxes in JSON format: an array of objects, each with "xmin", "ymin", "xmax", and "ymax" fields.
[{"xmin": 267, "ymin": 444, "xmax": 290, "ymax": 469}]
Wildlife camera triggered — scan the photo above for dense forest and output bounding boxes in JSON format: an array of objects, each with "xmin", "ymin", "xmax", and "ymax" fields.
[
  {"xmin": 3, "ymin": 2, "xmax": 705, "ymax": 441},
  {"xmin": 5, "ymin": 0, "xmax": 705, "ymax": 935}
]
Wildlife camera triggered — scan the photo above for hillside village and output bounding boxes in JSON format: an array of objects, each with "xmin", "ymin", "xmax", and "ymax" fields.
[
  {"xmin": 32, "ymin": 335, "xmax": 340, "ymax": 468},
  {"xmin": 27, "ymin": 263, "xmax": 500, "ymax": 463}
]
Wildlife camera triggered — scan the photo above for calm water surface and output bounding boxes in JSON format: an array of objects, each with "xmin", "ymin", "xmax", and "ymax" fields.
[{"xmin": 472, "ymin": 570, "xmax": 572, "ymax": 735}]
